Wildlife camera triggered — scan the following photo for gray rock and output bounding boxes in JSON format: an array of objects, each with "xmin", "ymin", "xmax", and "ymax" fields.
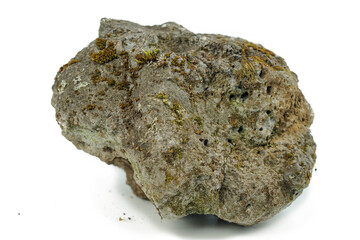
[{"xmin": 51, "ymin": 18, "xmax": 316, "ymax": 226}]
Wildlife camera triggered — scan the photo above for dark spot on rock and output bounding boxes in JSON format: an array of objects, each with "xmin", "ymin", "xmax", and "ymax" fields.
[
  {"xmin": 204, "ymin": 139, "xmax": 209, "ymax": 146},
  {"xmin": 259, "ymin": 127, "xmax": 263, "ymax": 131},
  {"xmin": 238, "ymin": 126, "xmax": 243, "ymax": 133},
  {"xmin": 266, "ymin": 110, "xmax": 271, "ymax": 115},
  {"xmin": 266, "ymin": 86, "xmax": 272, "ymax": 95},
  {"xmin": 241, "ymin": 92, "xmax": 249, "ymax": 100},
  {"xmin": 103, "ymin": 146, "xmax": 114, "ymax": 153},
  {"xmin": 259, "ymin": 69, "xmax": 266, "ymax": 78}
]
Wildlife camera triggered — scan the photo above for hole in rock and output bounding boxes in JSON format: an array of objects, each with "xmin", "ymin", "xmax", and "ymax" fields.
[
  {"xmin": 241, "ymin": 92, "xmax": 249, "ymax": 100},
  {"xmin": 229, "ymin": 94, "xmax": 236, "ymax": 101},
  {"xmin": 266, "ymin": 86, "xmax": 272, "ymax": 95},
  {"xmin": 259, "ymin": 69, "xmax": 266, "ymax": 78}
]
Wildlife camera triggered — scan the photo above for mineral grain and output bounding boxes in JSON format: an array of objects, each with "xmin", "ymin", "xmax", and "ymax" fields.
[{"xmin": 52, "ymin": 18, "xmax": 316, "ymax": 225}]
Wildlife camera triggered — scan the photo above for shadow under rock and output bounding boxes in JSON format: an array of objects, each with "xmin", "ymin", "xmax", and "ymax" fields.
[{"xmin": 112, "ymin": 167, "xmax": 311, "ymax": 239}]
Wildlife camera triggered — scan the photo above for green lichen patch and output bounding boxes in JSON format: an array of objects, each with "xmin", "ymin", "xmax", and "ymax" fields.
[
  {"xmin": 90, "ymin": 41, "xmax": 117, "ymax": 64},
  {"xmin": 135, "ymin": 48, "xmax": 159, "ymax": 64}
]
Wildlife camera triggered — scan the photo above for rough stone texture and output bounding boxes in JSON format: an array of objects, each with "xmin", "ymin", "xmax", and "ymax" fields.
[{"xmin": 52, "ymin": 18, "xmax": 316, "ymax": 226}]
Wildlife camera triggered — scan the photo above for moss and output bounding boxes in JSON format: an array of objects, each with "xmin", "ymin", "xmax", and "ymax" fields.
[
  {"xmin": 119, "ymin": 103, "xmax": 127, "ymax": 109},
  {"xmin": 90, "ymin": 41, "xmax": 117, "ymax": 64},
  {"xmin": 106, "ymin": 78, "xmax": 116, "ymax": 86},
  {"xmin": 234, "ymin": 41, "xmax": 282, "ymax": 81},
  {"xmin": 58, "ymin": 59, "xmax": 80, "ymax": 73},
  {"xmin": 86, "ymin": 104, "xmax": 96, "ymax": 110},
  {"xmin": 193, "ymin": 116, "xmax": 203, "ymax": 127},
  {"xmin": 236, "ymin": 158, "xmax": 245, "ymax": 169},
  {"xmin": 250, "ymin": 55, "xmax": 285, "ymax": 71},
  {"xmin": 155, "ymin": 92, "xmax": 184, "ymax": 126},
  {"xmin": 240, "ymin": 42, "xmax": 275, "ymax": 57},
  {"xmin": 115, "ymin": 80, "xmax": 130, "ymax": 91},
  {"xmin": 163, "ymin": 147, "xmax": 183, "ymax": 164},
  {"xmin": 165, "ymin": 170, "xmax": 172, "ymax": 184},
  {"xmin": 171, "ymin": 56, "xmax": 185, "ymax": 68},
  {"xmin": 118, "ymin": 50, "xmax": 128, "ymax": 56},
  {"xmin": 156, "ymin": 91, "xmax": 168, "ymax": 99},
  {"xmin": 95, "ymin": 38, "xmax": 107, "ymax": 50},
  {"xmin": 238, "ymin": 57, "xmax": 256, "ymax": 81},
  {"xmin": 170, "ymin": 102, "xmax": 184, "ymax": 126},
  {"xmin": 135, "ymin": 48, "xmax": 159, "ymax": 64}
]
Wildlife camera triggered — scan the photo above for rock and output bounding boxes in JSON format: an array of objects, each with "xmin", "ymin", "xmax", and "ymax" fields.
[{"xmin": 51, "ymin": 18, "xmax": 316, "ymax": 226}]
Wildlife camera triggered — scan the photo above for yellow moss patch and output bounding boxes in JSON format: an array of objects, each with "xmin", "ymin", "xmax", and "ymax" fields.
[
  {"xmin": 135, "ymin": 48, "xmax": 159, "ymax": 64},
  {"xmin": 90, "ymin": 41, "xmax": 117, "ymax": 64},
  {"xmin": 242, "ymin": 42, "xmax": 275, "ymax": 57},
  {"xmin": 156, "ymin": 91, "xmax": 168, "ymax": 99},
  {"xmin": 58, "ymin": 59, "xmax": 80, "ymax": 73},
  {"xmin": 95, "ymin": 38, "xmax": 107, "ymax": 50}
]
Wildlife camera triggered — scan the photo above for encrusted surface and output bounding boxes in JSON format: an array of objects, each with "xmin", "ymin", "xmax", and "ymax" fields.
[{"xmin": 52, "ymin": 18, "xmax": 316, "ymax": 226}]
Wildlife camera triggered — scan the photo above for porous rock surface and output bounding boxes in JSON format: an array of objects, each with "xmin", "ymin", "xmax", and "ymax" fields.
[{"xmin": 52, "ymin": 18, "xmax": 316, "ymax": 226}]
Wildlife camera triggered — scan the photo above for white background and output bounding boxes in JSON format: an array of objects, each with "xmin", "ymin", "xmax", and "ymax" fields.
[{"xmin": 1, "ymin": 0, "xmax": 359, "ymax": 239}]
